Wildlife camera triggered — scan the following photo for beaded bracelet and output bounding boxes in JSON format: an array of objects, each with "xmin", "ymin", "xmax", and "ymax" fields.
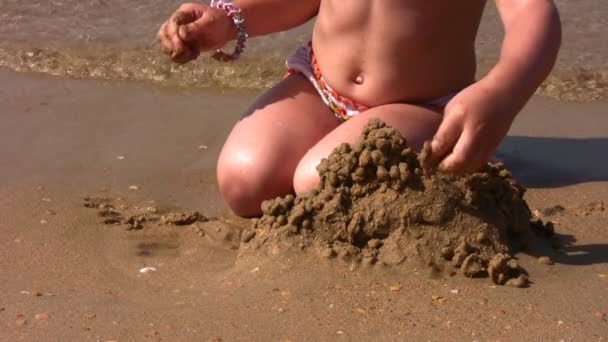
[{"xmin": 210, "ymin": 0, "xmax": 248, "ymax": 62}]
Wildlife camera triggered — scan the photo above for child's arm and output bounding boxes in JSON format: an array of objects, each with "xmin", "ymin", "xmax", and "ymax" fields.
[
  {"xmin": 158, "ymin": 1, "xmax": 320, "ymax": 63},
  {"xmin": 483, "ymin": 0, "xmax": 562, "ymax": 112},
  {"xmin": 232, "ymin": 0, "xmax": 320, "ymax": 37},
  {"xmin": 429, "ymin": 0, "xmax": 561, "ymax": 174}
]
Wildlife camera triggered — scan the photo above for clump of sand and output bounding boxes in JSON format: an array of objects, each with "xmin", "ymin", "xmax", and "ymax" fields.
[
  {"xmin": 84, "ymin": 196, "xmax": 209, "ymax": 229},
  {"xmin": 240, "ymin": 119, "xmax": 535, "ymax": 287}
]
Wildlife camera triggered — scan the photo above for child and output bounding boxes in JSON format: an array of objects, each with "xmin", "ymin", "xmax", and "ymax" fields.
[{"xmin": 157, "ymin": 0, "xmax": 561, "ymax": 216}]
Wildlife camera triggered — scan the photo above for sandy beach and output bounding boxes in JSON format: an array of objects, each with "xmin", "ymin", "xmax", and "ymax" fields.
[
  {"xmin": 0, "ymin": 69, "xmax": 607, "ymax": 341},
  {"xmin": 1, "ymin": 1, "xmax": 608, "ymax": 340}
]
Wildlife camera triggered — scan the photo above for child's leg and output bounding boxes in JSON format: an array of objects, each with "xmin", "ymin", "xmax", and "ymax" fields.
[
  {"xmin": 293, "ymin": 104, "xmax": 443, "ymax": 194},
  {"xmin": 217, "ymin": 74, "xmax": 339, "ymax": 216}
]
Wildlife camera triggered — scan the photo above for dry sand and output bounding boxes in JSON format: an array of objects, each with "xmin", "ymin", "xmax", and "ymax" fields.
[{"xmin": 1, "ymin": 70, "xmax": 607, "ymax": 341}]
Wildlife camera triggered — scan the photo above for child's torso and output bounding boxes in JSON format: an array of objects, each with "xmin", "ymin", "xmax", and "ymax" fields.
[{"xmin": 313, "ymin": 0, "xmax": 487, "ymax": 106}]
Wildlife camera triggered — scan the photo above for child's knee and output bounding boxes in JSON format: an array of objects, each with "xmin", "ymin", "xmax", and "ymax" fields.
[
  {"xmin": 217, "ymin": 148, "xmax": 293, "ymax": 216},
  {"xmin": 217, "ymin": 154, "xmax": 264, "ymax": 216},
  {"xmin": 293, "ymin": 159, "xmax": 321, "ymax": 195}
]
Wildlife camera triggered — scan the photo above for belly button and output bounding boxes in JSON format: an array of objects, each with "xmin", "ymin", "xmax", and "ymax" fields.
[{"xmin": 354, "ymin": 75, "xmax": 364, "ymax": 85}]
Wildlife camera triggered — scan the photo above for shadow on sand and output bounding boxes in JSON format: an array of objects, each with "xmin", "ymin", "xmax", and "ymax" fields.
[
  {"xmin": 497, "ymin": 136, "xmax": 608, "ymax": 188},
  {"xmin": 525, "ymin": 233, "xmax": 608, "ymax": 266},
  {"xmin": 497, "ymin": 136, "xmax": 608, "ymax": 265}
]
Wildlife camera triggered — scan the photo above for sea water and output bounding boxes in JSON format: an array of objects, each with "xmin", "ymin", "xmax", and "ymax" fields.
[{"xmin": 0, "ymin": 0, "xmax": 605, "ymax": 101}]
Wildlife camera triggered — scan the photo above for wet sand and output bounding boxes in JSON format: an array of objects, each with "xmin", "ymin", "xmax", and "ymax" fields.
[{"xmin": 1, "ymin": 69, "xmax": 607, "ymax": 341}]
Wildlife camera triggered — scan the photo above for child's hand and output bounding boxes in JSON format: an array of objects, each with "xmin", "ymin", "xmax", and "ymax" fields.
[
  {"xmin": 157, "ymin": 3, "xmax": 234, "ymax": 64},
  {"xmin": 428, "ymin": 81, "xmax": 516, "ymax": 174}
]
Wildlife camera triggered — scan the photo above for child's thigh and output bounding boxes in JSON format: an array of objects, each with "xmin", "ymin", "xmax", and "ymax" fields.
[
  {"xmin": 218, "ymin": 74, "xmax": 339, "ymax": 191},
  {"xmin": 293, "ymin": 103, "xmax": 443, "ymax": 193}
]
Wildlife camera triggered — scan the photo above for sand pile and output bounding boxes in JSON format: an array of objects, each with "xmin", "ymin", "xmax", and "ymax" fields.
[
  {"xmin": 240, "ymin": 119, "xmax": 537, "ymax": 287},
  {"xmin": 84, "ymin": 196, "xmax": 210, "ymax": 229}
]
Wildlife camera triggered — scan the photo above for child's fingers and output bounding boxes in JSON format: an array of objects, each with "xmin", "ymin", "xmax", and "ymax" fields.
[
  {"xmin": 439, "ymin": 129, "xmax": 479, "ymax": 174},
  {"xmin": 171, "ymin": 46, "xmax": 199, "ymax": 64},
  {"xmin": 178, "ymin": 20, "xmax": 204, "ymax": 44},
  {"xmin": 157, "ymin": 22, "xmax": 173, "ymax": 55},
  {"xmin": 167, "ymin": 13, "xmax": 187, "ymax": 58},
  {"xmin": 173, "ymin": 10, "xmax": 198, "ymax": 26},
  {"xmin": 429, "ymin": 115, "xmax": 462, "ymax": 168},
  {"xmin": 179, "ymin": 14, "xmax": 221, "ymax": 51}
]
